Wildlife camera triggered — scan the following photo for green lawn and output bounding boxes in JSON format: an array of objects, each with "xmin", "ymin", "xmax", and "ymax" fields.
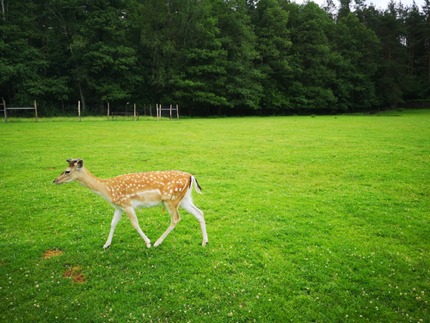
[{"xmin": 1, "ymin": 111, "xmax": 429, "ymax": 321}]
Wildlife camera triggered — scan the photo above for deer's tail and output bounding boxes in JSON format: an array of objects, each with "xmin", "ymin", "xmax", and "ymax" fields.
[{"xmin": 191, "ymin": 176, "xmax": 202, "ymax": 194}]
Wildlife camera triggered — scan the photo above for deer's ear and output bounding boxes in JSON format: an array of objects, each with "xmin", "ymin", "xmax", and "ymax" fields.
[
  {"xmin": 66, "ymin": 158, "xmax": 83, "ymax": 168},
  {"xmin": 76, "ymin": 159, "xmax": 84, "ymax": 169}
]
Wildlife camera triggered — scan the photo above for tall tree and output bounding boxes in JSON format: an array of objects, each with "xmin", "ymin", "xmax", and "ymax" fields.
[
  {"xmin": 215, "ymin": 0, "xmax": 262, "ymax": 113},
  {"xmin": 70, "ymin": 0, "xmax": 139, "ymax": 111},
  {"xmin": 286, "ymin": 2, "xmax": 338, "ymax": 113},
  {"xmin": 425, "ymin": 0, "xmax": 430, "ymax": 87},
  {"xmin": 138, "ymin": 0, "xmax": 179, "ymax": 104},
  {"xmin": 169, "ymin": 0, "xmax": 229, "ymax": 114},
  {"xmin": 375, "ymin": 2, "xmax": 410, "ymax": 106},
  {"xmin": 338, "ymin": 0, "xmax": 351, "ymax": 20},
  {"xmin": 24, "ymin": 0, "xmax": 142, "ymax": 113},
  {"xmin": 0, "ymin": 1, "xmax": 48, "ymax": 105},
  {"xmin": 402, "ymin": 3, "xmax": 429, "ymax": 98},
  {"xmin": 334, "ymin": 13, "xmax": 381, "ymax": 110},
  {"xmin": 250, "ymin": 0, "xmax": 291, "ymax": 113}
]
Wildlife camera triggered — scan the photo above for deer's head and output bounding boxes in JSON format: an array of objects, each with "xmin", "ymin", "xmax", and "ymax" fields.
[{"xmin": 53, "ymin": 159, "xmax": 84, "ymax": 184}]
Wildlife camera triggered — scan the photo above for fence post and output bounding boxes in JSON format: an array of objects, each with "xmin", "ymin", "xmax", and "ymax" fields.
[
  {"xmin": 78, "ymin": 101, "xmax": 81, "ymax": 122},
  {"xmin": 3, "ymin": 98, "xmax": 7, "ymax": 123},
  {"xmin": 34, "ymin": 100, "xmax": 38, "ymax": 123},
  {"xmin": 134, "ymin": 103, "xmax": 137, "ymax": 121}
]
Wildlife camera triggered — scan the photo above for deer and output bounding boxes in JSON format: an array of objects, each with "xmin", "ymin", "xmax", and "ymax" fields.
[{"xmin": 53, "ymin": 159, "xmax": 208, "ymax": 249}]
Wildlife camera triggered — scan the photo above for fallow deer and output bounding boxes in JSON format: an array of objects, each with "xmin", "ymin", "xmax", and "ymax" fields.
[{"xmin": 53, "ymin": 159, "xmax": 208, "ymax": 249}]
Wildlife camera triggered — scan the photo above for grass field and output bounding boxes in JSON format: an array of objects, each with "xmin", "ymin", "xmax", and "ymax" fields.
[{"xmin": 1, "ymin": 110, "xmax": 429, "ymax": 322}]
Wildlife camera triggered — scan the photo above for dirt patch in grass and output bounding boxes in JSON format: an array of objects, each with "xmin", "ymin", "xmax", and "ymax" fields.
[
  {"xmin": 43, "ymin": 250, "xmax": 85, "ymax": 283},
  {"xmin": 64, "ymin": 266, "xmax": 86, "ymax": 284},
  {"xmin": 43, "ymin": 249, "xmax": 63, "ymax": 259}
]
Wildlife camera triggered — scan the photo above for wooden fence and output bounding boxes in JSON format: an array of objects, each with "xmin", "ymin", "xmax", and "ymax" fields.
[{"xmin": 2, "ymin": 98, "xmax": 38, "ymax": 123}]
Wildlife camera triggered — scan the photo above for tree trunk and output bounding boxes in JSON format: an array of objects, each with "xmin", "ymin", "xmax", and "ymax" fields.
[
  {"xmin": 78, "ymin": 81, "xmax": 86, "ymax": 112},
  {"xmin": 1, "ymin": 0, "xmax": 5, "ymax": 21}
]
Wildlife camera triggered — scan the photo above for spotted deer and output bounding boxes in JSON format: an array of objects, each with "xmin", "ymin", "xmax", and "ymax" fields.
[{"xmin": 53, "ymin": 159, "xmax": 208, "ymax": 249}]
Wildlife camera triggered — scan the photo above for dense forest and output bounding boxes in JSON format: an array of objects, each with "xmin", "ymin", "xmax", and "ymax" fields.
[{"xmin": 1, "ymin": 0, "xmax": 429, "ymax": 116}]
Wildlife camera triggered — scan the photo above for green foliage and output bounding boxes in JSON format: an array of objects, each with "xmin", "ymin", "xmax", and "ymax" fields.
[
  {"xmin": 216, "ymin": 0, "xmax": 263, "ymax": 110},
  {"xmin": 251, "ymin": 0, "xmax": 292, "ymax": 112},
  {"xmin": 286, "ymin": 2, "xmax": 337, "ymax": 112},
  {"xmin": 1, "ymin": 111, "xmax": 429, "ymax": 321},
  {"xmin": 333, "ymin": 13, "xmax": 381, "ymax": 111},
  {"xmin": 1, "ymin": 0, "xmax": 429, "ymax": 114},
  {"xmin": 170, "ymin": 6, "xmax": 229, "ymax": 110}
]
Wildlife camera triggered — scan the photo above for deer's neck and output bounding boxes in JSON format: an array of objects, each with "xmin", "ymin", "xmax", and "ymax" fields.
[{"xmin": 77, "ymin": 168, "xmax": 109, "ymax": 197}]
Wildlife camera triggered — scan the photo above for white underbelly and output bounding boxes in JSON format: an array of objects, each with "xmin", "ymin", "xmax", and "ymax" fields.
[
  {"xmin": 130, "ymin": 190, "xmax": 162, "ymax": 209},
  {"xmin": 131, "ymin": 200, "xmax": 162, "ymax": 209}
]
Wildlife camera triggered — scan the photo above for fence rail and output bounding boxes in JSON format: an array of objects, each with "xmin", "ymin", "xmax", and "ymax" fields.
[{"xmin": 2, "ymin": 99, "xmax": 38, "ymax": 123}]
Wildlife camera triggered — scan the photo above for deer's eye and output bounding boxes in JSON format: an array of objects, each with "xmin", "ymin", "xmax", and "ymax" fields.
[{"xmin": 65, "ymin": 170, "xmax": 71, "ymax": 174}]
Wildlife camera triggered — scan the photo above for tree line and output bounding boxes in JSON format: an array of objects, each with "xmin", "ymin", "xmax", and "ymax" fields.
[{"xmin": 1, "ymin": 0, "xmax": 429, "ymax": 116}]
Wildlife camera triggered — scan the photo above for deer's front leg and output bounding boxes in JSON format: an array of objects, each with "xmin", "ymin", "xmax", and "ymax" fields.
[
  {"xmin": 125, "ymin": 207, "xmax": 152, "ymax": 248},
  {"xmin": 103, "ymin": 209, "xmax": 123, "ymax": 249}
]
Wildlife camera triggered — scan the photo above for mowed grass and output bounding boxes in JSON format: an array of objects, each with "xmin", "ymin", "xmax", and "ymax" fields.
[{"xmin": 1, "ymin": 110, "xmax": 429, "ymax": 322}]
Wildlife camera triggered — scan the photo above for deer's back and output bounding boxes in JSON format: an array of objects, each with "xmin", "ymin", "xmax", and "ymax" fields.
[{"xmin": 106, "ymin": 171, "xmax": 191, "ymax": 207}]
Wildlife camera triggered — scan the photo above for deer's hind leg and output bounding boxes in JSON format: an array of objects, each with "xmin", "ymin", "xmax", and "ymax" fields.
[
  {"xmin": 154, "ymin": 201, "xmax": 181, "ymax": 247},
  {"xmin": 180, "ymin": 194, "xmax": 208, "ymax": 246}
]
